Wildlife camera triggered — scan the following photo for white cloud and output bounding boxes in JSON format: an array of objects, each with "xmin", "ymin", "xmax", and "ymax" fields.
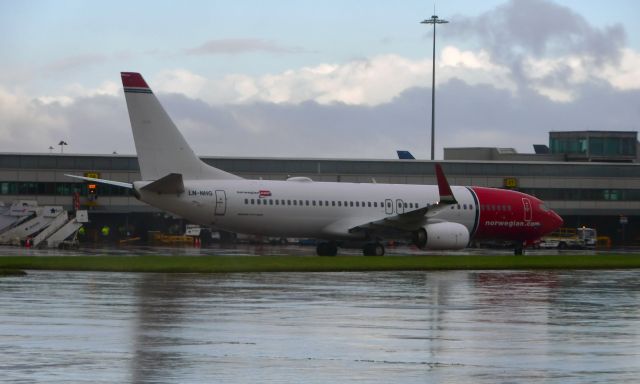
[
  {"xmin": 0, "ymin": 86, "xmax": 69, "ymax": 151},
  {"xmin": 155, "ymin": 50, "xmax": 517, "ymax": 106},
  {"xmin": 521, "ymin": 48, "xmax": 640, "ymax": 102},
  {"xmin": 601, "ymin": 48, "xmax": 640, "ymax": 91},
  {"xmin": 35, "ymin": 81, "xmax": 120, "ymax": 106},
  {"xmin": 153, "ymin": 69, "xmax": 207, "ymax": 97}
]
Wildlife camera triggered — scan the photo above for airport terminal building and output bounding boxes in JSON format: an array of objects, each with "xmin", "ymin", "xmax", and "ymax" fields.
[{"xmin": 1, "ymin": 131, "xmax": 639, "ymax": 245}]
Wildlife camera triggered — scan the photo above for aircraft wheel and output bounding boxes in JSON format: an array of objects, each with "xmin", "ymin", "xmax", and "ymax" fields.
[
  {"xmin": 514, "ymin": 243, "xmax": 524, "ymax": 255},
  {"xmin": 363, "ymin": 243, "xmax": 385, "ymax": 256},
  {"xmin": 317, "ymin": 242, "xmax": 338, "ymax": 256}
]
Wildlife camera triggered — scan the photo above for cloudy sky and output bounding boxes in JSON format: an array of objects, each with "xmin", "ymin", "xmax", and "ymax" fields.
[{"xmin": 1, "ymin": 0, "xmax": 639, "ymax": 159}]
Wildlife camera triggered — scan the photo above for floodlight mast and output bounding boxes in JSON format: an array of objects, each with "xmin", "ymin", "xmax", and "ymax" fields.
[{"xmin": 421, "ymin": 15, "xmax": 448, "ymax": 160}]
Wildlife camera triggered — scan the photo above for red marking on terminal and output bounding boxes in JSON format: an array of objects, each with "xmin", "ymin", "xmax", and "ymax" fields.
[{"xmin": 121, "ymin": 72, "xmax": 149, "ymax": 88}]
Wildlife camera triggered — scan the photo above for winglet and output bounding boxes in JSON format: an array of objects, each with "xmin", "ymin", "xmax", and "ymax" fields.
[{"xmin": 435, "ymin": 164, "xmax": 457, "ymax": 204}]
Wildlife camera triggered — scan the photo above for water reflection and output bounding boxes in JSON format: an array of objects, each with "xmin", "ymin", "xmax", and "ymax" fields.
[{"xmin": 1, "ymin": 270, "xmax": 639, "ymax": 383}]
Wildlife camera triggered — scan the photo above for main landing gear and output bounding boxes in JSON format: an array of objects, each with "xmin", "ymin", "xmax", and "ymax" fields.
[
  {"xmin": 363, "ymin": 243, "xmax": 385, "ymax": 256},
  {"xmin": 514, "ymin": 242, "xmax": 524, "ymax": 255},
  {"xmin": 315, "ymin": 242, "xmax": 385, "ymax": 256},
  {"xmin": 316, "ymin": 242, "xmax": 338, "ymax": 256}
]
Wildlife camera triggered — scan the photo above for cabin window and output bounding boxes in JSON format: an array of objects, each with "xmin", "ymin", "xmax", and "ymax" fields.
[
  {"xmin": 312, "ymin": 200, "xmax": 316, "ymax": 206},
  {"xmin": 318, "ymin": 200, "xmax": 323, "ymax": 206},
  {"xmin": 350, "ymin": 201, "xmax": 354, "ymax": 207},
  {"xmin": 374, "ymin": 202, "xmax": 378, "ymax": 208},
  {"xmin": 299, "ymin": 200, "xmax": 303, "ymax": 206},
  {"xmin": 356, "ymin": 202, "xmax": 360, "ymax": 207},
  {"xmin": 275, "ymin": 200, "xmax": 279, "ymax": 205},
  {"xmin": 305, "ymin": 200, "xmax": 310, "ymax": 206},
  {"xmin": 250, "ymin": 199, "xmax": 255, "ymax": 204},
  {"xmin": 332, "ymin": 201, "xmax": 336, "ymax": 207},
  {"xmin": 244, "ymin": 199, "xmax": 248, "ymax": 204},
  {"xmin": 287, "ymin": 200, "xmax": 291, "ymax": 205},
  {"xmin": 404, "ymin": 203, "xmax": 408, "ymax": 208},
  {"xmin": 269, "ymin": 199, "xmax": 274, "ymax": 205}
]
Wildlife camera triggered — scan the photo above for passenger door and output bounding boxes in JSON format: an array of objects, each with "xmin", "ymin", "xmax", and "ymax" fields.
[{"xmin": 215, "ymin": 190, "xmax": 227, "ymax": 216}]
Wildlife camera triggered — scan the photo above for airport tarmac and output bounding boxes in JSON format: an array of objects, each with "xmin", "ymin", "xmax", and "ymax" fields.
[
  {"xmin": 0, "ymin": 243, "xmax": 606, "ymax": 257},
  {"xmin": 1, "ymin": 269, "xmax": 639, "ymax": 383}
]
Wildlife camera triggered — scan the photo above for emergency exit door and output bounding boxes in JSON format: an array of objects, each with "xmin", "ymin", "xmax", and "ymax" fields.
[{"xmin": 215, "ymin": 190, "xmax": 227, "ymax": 216}]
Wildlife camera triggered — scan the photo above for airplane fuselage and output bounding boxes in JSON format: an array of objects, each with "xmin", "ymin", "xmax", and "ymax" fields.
[{"xmin": 136, "ymin": 178, "xmax": 560, "ymax": 244}]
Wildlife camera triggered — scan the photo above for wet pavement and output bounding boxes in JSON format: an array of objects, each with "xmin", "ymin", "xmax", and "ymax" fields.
[
  {"xmin": 0, "ymin": 243, "xmax": 615, "ymax": 257},
  {"xmin": 1, "ymin": 270, "xmax": 639, "ymax": 383}
]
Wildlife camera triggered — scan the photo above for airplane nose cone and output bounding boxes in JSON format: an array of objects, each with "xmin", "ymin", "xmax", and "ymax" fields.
[{"xmin": 550, "ymin": 210, "xmax": 563, "ymax": 231}]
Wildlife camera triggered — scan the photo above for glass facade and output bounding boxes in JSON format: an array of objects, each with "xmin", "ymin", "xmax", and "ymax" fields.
[
  {"xmin": 521, "ymin": 188, "xmax": 637, "ymax": 201},
  {"xmin": 0, "ymin": 182, "xmax": 131, "ymax": 197},
  {"xmin": 549, "ymin": 132, "xmax": 637, "ymax": 159},
  {"xmin": 3, "ymin": 154, "xmax": 640, "ymax": 178}
]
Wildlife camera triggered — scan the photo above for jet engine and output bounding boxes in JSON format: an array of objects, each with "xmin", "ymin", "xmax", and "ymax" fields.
[{"xmin": 412, "ymin": 222, "xmax": 470, "ymax": 250}]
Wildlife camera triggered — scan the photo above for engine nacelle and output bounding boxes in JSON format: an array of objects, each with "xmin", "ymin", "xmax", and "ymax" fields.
[{"xmin": 413, "ymin": 222, "xmax": 470, "ymax": 250}]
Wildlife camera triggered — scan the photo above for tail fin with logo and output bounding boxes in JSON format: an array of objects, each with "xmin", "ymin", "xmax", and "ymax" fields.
[{"xmin": 121, "ymin": 72, "xmax": 241, "ymax": 181}]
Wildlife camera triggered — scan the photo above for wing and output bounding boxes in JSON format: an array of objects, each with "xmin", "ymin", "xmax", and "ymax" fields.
[
  {"xmin": 65, "ymin": 174, "xmax": 133, "ymax": 189},
  {"xmin": 348, "ymin": 164, "xmax": 458, "ymax": 235}
]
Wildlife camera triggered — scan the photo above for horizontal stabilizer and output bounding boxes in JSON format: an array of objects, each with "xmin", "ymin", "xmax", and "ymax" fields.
[
  {"xmin": 65, "ymin": 174, "xmax": 133, "ymax": 189},
  {"xmin": 141, "ymin": 173, "xmax": 185, "ymax": 194}
]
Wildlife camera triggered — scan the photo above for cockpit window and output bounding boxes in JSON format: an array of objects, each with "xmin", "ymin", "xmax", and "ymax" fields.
[{"xmin": 539, "ymin": 204, "xmax": 550, "ymax": 212}]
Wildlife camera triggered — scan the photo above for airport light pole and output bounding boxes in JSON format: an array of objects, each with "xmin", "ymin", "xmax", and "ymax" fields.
[
  {"xmin": 421, "ymin": 14, "xmax": 448, "ymax": 160},
  {"xmin": 58, "ymin": 140, "xmax": 68, "ymax": 153}
]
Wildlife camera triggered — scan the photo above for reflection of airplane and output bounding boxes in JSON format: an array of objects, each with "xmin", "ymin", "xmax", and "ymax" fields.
[
  {"xmin": 67, "ymin": 73, "xmax": 563, "ymax": 256},
  {"xmin": 396, "ymin": 150, "xmax": 415, "ymax": 159}
]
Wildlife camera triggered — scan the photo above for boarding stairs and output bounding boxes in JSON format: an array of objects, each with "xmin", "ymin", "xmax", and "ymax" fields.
[
  {"xmin": 0, "ymin": 200, "xmax": 40, "ymax": 240},
  {"xmin": 0, "ymin": 206, "xmax": 64, "ymax": 245},
  {"xmin": 31, "ymin": 211, "xmax": 69, "ymax": 248},
  {"xmin": 41, "ymin": 217, "xmax": 83, "ymax": 249}
]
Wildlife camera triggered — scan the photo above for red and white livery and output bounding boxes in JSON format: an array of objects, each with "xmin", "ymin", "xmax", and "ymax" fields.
[{"xmin": 68, "ymin": 72, "xmax": 563, "ymax": 255}]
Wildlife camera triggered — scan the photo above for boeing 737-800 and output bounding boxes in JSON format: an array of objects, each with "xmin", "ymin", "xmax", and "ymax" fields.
[{"xmin": 67, "ymin": 72, "xmax": 563, "ymax": 255}]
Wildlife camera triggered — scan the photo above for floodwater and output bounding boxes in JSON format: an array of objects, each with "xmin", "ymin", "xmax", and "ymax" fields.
[{"xmin": 1, "ymin": 270, "xmax": 639, "ymax": 383}]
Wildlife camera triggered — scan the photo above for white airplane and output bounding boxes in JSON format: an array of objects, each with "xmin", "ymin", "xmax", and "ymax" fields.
[{"xmin": 67, "ymin": 72, "xmax": 563, "ymax": 256}]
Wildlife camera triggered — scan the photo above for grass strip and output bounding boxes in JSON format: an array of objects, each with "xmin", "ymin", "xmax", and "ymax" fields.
[
  {"xmin": 0, "ymin": 268, "xmax": 27, "ymax": 276},
  {"xmin": 1, "ymin": 254, "xmax": 640, "ymax": 273}
]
